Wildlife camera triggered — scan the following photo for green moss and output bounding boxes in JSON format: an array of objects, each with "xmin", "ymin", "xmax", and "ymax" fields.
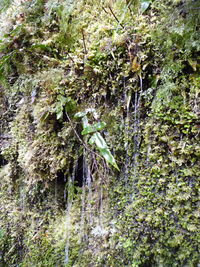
[{"xmin": 0, "ymin": 0, "xmax": 199, "ymax": 266}]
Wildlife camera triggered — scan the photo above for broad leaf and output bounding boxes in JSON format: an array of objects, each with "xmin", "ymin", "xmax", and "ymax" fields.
[
  {"xmin": 74, "ymin": 110, "xmax": 88, "ymax": 118},
  {"xmin": 89, "ymin": 132, "xmax": 108, "ymax": 149},
  {"xmin": 57, "ymin": 95, "xmax": 67, "ymax": 106},
  {"xmin": 81, "ymin": 122, "xmax": 106, "ymax": 135},
  {"xmin": 82, "ymin": 116, "xmax": 89, "ymax": 128},
  {"xmin": 99, "ymin": 148, "xmax": 119, "ymax": 171},
  {"xmin": 140, "ymin": 0, "xmax": 151, "ymax": 13},
  {"xmin": 74, "ymin": 108, "xmax": 97, "ymax": 118},
  {"xmin": 89, "ymin": 133, "xmax": 119, "ymax": 171},
  {"xmin": 55, "ymin": 105, "xmax": 63, "ymax": 120}
]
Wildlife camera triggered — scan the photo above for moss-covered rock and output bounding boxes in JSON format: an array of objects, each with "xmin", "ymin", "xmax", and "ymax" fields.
[{"xmin": 0, "ymin": 0, "xmax": 199, "ymax": 266}]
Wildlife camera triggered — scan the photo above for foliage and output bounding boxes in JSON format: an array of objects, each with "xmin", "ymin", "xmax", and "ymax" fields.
[{"xmin": 75, "ymin": 109, "xmax": 119, "ymax": 171}]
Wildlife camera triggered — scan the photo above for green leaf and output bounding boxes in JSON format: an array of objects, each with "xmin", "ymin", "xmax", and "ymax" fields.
[
  {"xmin": 88, "ymin": 134, "xmax": 96, "ymax": 145},
  {"xmin": 56, "ymin": 107, "xmax": 63, "ymax": 120},
  {"xmin": 89, "ymin": 133, "xmax": 119, "ymax": 171},
  {"xmin": 55, "ymin": 96, "xmax": 76, "ymax": 120},
  {"xmin": 54, "ymin": 102, "xmax": 64, "ymax": 120},
  {"xmin": 57, "ymin": 95, "xmax": 67, "ymax": 106},
  {"xmin": 89, "ymin": 132, "xmax": 107, "ymax": 149},
  {"xmin": 65, "ymin": 97, "xmax": 76, "ymax": 112},
  {"xmin": 74, "ymin": 108, "xmax": 96, "ymax": 118},
  {"xmin": 74, "ymin": 111, "xmax": 88, "ymax": 118},
  {"xmin": 40, "ymin": 110, "xmax": 50, "ymax": 122},
  {"xmin": 140, "ymin": 0, "xmax": 151, "ymax": 13},
  {"xmin": 29, "ymin": 43, "xmax": 50, "ymax": 51},
  {"xmin": 81, "ymin": 122, "xmax": 106, "ymax": 135},
  {"xmin": 99, "ymin": 148, "xmax": 119, "ymax": 170},
  {"xmin": 82, "ymin": 116, "xmax": 89, "ymax": 128}
]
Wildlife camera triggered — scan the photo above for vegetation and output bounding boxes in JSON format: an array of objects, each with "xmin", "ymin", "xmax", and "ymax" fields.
[{"xmin": 0, "ymin": 0, "xmax": 199, "ymax": 266}]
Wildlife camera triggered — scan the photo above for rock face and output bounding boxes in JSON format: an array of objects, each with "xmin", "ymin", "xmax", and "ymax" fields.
[{"xmin": 0, "ymin": 0, "xmax": 199, "ymax": 266}]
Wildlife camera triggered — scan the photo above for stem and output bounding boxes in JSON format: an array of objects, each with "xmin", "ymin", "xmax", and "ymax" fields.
[
  {"xmin": 108, "ymin": 6, "xmax": 124, "ymax": 29},
  {"xmin": 81, "ymin": 28, "xmax": 87, "ymax": 55}
]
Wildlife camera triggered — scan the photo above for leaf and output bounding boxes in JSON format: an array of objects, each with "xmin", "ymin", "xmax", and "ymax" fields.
[
  {"xmin": 188, "ymin": 59, "xmax": 197, "ymax": 71},
  {"xmin": 140, "ymin": 0, "xmax": 151, "ymax": 13},
  {"xmin": 132, "ymin": 57, "xmax": 140, "ymax": 72},
  {"xmin": 74, "ymin": 108, "xmax": 96, "ymax": 118},
  {"xmin": 89, "ymin": 133, "xmax": 119, "ymax": 171},
  {"xmin": 99, "ymin": 148, "xmax": 119, "ymax": 171},
  {"xmin": 56, "ymin": 108, "xmax": 63, "ymax": 120},
  {"xmin": 88, "ymin": 134, "xmax": 96, "ymax": 145},
  {"xmin": 57, "ymin": 95, "xmax": 67, "ymax": 106},
  {"xmin": 81, "ymin": 122, "xmax": 106, "ymax": 135},
  {"xmin": 82, "ymin": 116, "xmax": 89, "ymax": 128},
  {"xmin": 55, "ymin": 96, "xmax": 76, "ymax": 119},
  {"xmin": 65, "ymin": 97, "xmax": 76, "ymax": 112},
  {"xmin": 74, "ymin": 111, "xmax": 88, "ymax": 118},
  {"xmin": 54, "ymin": 102, "xmax": 64, "ymax": 120},
  {"xmin": 89, "ymin": 132, "xmax": 107, "ymax": 149},
  {"xmin": 30, "ymin": 43, "xmax": 50, "ymax": 51},
  {"xmin": 40, "ymin": 110, "xmax": 50, "ymax": 122}
]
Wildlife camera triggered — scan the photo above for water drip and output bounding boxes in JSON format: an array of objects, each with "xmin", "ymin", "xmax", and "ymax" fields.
[
  {"xmin": 99, "ymin": 181, "xmax": 103, "ymax": 228},
  {"xmin": 80, "ymin": 176, "xmax": 86, "ymax": 243},
  {"xmin": 79, "ymin": 152, "xmax": 94, "ymax": 243},
  {"xmin": 133, "ymin": 90, "xmax": 139, "ymax": 178},
  {"xmin": 63, "ymin": 174, "xmax": 67, "ymax": 204},
  {"xmin": 132, "ymin": 76, "xmax": 143, "ymax": 193},
  {"xmin": 85, "ymin": 158, "xmax": 92, "ymax": 225},
  {"xmin": 64, "ymin": 164, "xmax": 75, "ymax": 266},
  {"xmin": 146, "ymin": 144, "xmax": 151, "ymax": 165},
  {"xmin": 123, "ymin": 77, "xmax": 132, "ymax": 182}
]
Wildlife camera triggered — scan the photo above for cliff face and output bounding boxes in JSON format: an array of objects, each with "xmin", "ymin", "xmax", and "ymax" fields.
[{"xmin": 0, "ymin": 0, "xmax": 200, "ymax": 266}]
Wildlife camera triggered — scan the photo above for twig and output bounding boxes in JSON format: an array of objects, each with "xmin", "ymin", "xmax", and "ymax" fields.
[
  {"xmin": 126, "ymin": 1, "xmax": 134, "ymax": 20},
  {"xmin": 107, "ymin": 6, "xmax": 124, "ymax": 29},
  {"xmin": 102, "ymin": 6, "xmax": 109, "ymax": 14},
  {"xmin": 81, "ymin": 28, "xmax": 88, "ymax": 55},
  {"xmin": 66, "ymin": 52, "xmax": 75, "ymax": 64}
]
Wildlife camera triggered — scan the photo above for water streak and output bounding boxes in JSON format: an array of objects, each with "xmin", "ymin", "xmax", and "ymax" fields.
[
  {"xmin": 80, "ymin": 153, "xmax": 93, "ymax": 243},
  {"xmin": 64, "ymin": 164, "xmax": 75, "ymax": 265},
  {"xmin": 132, "ymin": 76, "xmax": 143, "ymax": 194},
  {"xmin": 123, "ymin": 77, "xmax": 131, "ymax": 182},
  {"xmin": 80, "ymin": 172, "xmax": 86, "ymax": 242},
  {"xmin": 99, "ymin": 181, "xmax": 103, "ymax": 228},
  {"xmin": 85, "ymin": 159, "xmax": 92, "ymax": 225}
]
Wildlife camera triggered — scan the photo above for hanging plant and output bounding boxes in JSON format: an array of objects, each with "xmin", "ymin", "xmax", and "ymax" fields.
[{"xmin": 74, "ymin": 109, "xmax": 119, "ymax": 171}]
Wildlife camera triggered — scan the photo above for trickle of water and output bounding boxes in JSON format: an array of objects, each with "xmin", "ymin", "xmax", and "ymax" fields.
[
  {"xmin": 146, "ymin": 144, "xmax": 151, "ymax": 165},
  {"xmin": 133, "ymin": 90, "xmax": 139, "ymax": 177},
  {"xmin": 64, "ymin": 164, "xmax": 75, "ymax": 265},
  {"xmin": 63, "ymin": 174, "xmax": 67, "ymax": 203},
  {"xmin": 124, "ymin": 82, "xmax": 131, "ymax": 182},
  {"xmin": 80, "ymin": 179, "xmax": 86, "ymax": 242},
  {"xmin": 19, "ymin": 184, "xmax": 26, "ymax": 213},
  {"xmin": 132, "ymin": 76, "xmax": 143, "ymax": 193},
  {"xmin": 85, "ymin": 158, "xmax": 92, "ymax": 225},
  {"xmin": 99, "ymin": 181, "xmax": 103, "ymax": 228},
  {"xmin": 79, "ymin": 152, "xmax": 93, "ymax": 243}
]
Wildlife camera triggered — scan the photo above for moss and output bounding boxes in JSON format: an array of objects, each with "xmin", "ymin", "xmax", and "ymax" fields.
[{"xmin": 0, "ymin": 0, "xmax": 199, "ymax": 266}]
